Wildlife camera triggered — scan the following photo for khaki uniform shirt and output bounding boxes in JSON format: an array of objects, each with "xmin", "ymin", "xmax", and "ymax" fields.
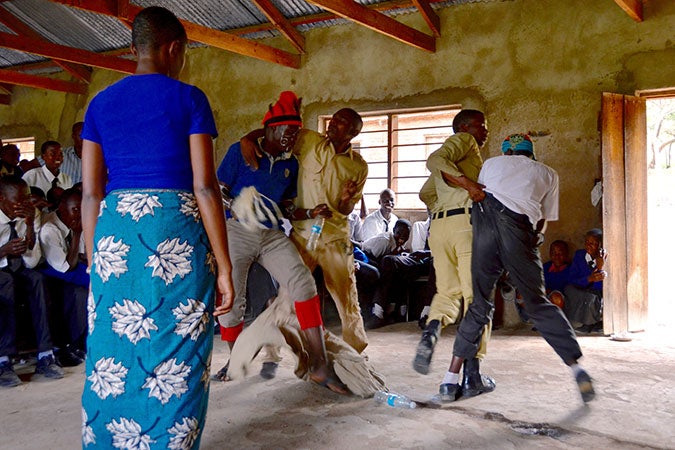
[
  {"xmin": 293, "ymin": 129, "xmax": 368, "ymax": 242},
  {"xmin": 421, "ymin": 132, "xmax": 483, "ymax": 212}
]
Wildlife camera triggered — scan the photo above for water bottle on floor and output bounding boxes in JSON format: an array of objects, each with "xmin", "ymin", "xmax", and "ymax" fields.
[
  {"xmin": 374, "ymin": 390, "xmax": 417, "ymax": 409},
  {"xmin": 306, "ymin": 217, "xmax": 325, "ymax": 251}
]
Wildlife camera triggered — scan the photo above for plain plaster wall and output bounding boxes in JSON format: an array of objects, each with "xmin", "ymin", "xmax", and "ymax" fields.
[{"xmin": 0, "ymin": 0, "xmax": 673, "ymax": 254}]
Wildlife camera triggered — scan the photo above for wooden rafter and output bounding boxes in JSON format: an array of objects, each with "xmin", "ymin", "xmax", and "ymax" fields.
[
  {"xmin": 0, "ymin": 69, "xmax": 87, "ymax": 94},
  {"xmin": 251, "ymin": 0, "xmax": 305, "ymax": 54},
  {"xmin": 614, "ymin": 0, "xmax": 643, "ymax": 22},
  {"xmin": 0, "ymin": 7, "xmax": 91, "ymax": 82},
  {"xmin": 306, "ymin": 0, "xmax": 435, "ymax": 52},
  {"xmin": 0, "ymin": 32, "xmax": 135, "ymax": 73},
  {"xmin": 411, "ymin": 0, "xmax": 440, "ymax": 37},
  {"xmin": 49, "ymin": 0, "xmax": 301, "ymax": 69}
]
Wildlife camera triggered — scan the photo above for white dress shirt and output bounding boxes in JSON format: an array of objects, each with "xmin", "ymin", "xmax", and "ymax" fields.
[
  {"xmin": 0, "ymin": 208, "xmax": 42, "ymax": 269},
  {"xmin": 22, "ymin": 165, "xmax": 73, "ymax": 195},
  {"xmin": 39, "ymin": 211, "xmax": 79, "ymax": 273},
  {"xmin": 361, "ymin": 209, "xmax": 398, "ymax": 242}
]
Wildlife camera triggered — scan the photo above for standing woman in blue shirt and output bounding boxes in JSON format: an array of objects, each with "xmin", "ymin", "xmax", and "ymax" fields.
[{"xmin": 80, "ymin": 7, "xmax": 233, "ymax": 449}]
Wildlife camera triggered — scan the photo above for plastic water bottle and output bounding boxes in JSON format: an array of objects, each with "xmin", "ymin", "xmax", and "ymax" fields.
[
  {"xmin": 306, "ymin": 217, "xmax": 325, "ymax": 251},
  {"xmin": 374, "ymin": 390, "xmax": 417, "ymax": 409}
]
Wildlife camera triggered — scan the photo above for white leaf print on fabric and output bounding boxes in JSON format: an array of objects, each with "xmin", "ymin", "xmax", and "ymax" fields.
[
  {"xmin": 144, "ymin": 238, "xmax": 193, "ymax": 285},
  {"xmin": 178, "ymin": 192, "xmax": 200, "ymax": 222},
  {"xmin": 82, "ymin": 408, "xmax": 96, "ymax": 447},
  {"xmin": 142, "ymin": 358, "xmax": 191, "ymax": 405},
  {"xmin": 93, "ymin": 236, "xmax": 130, "ymax": 283},
  {"xmin": 106, "ymin": 418, "xmax": 156, "ymax": 450},
  {"xmin": 168, "ymin": 417, "xmax": 200, "ymax": 450},
  {"xmin": 88, "ymin": 357, "xmax": 128, "ymax": 400},
  {"xmin": 98, "ymin": 200, "xmax": 107, "ymax": 218},
  {"xmin": 87, "ymin": 290, "xmax": 96, "ymax": 335},
  {"xmin": 173, "ymin": 298, "xmax": 208, "ymax": 341},
  {"xmin": 116, "ymin": 193, "xmax": 162, "ymax": 222},
  {"xmin": 110, "ymin": 299, "xmax": 158, "ymax": 344}
]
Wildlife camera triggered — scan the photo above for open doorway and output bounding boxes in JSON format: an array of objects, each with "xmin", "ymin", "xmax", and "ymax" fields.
[{"xmin": 646, "ymin": 96, "xmax": 675, "ymax": 337}]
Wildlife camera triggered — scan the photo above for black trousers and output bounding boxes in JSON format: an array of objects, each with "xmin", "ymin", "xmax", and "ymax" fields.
[
  {"xmin": 371, "ymin": 254, "xmax": 431, "ymax": 311},
  {"xmin": 0, "ymin": 268, "xmax": 53, "ymax": 356},
  {"xmin": 453, "ymin": 194, "xmax": 582, "ymax": 364}
]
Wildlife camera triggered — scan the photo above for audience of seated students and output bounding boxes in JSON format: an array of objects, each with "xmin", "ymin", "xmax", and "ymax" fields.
[
  {"xmin": 0, "ymin": 176, "xmax": 63, "ymax": 387},
  {"xmin": 22, "ymin": 141, "xmax": 73, "ymax": 195},
  {"xmin": 360, "ymin": 188, "xmax": 398, "ymax": 242},
  {"xmin": 39, "ymin": 188, "xmax": 88, "ymax": 366},
  {"xmin": 564, "ymin": 228, "xmax": 607, "ymax": 333},
  {"xmin": 0, "ymin": 144, "xmax": 23, "ymax": 178},
  {"xmin": 361, "ymin": 219, "xmax": 432, "ymax": 328}
]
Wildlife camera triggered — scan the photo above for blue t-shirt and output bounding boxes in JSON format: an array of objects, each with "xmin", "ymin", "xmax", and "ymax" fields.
[
  {"xmin": 82, "ymin": 74, "xmax": 217, "ymax": 193},
  {"xmin": 217, "ymin": 141, "xmax": 298, "ymax": 228}
]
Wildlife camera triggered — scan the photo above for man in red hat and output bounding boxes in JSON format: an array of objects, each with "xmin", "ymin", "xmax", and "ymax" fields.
[
  {"xmin": 241, "ymin": 107, "xmax": 369, "ymax": 353},
  {"xmin": 213, "ymin": 91, "xmax": 347, "ymax": 394}
]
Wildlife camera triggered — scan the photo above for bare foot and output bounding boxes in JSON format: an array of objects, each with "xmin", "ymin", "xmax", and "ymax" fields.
[{"xmin": 309, "ymin": 366, "xmax": 350, "ymax": 395}]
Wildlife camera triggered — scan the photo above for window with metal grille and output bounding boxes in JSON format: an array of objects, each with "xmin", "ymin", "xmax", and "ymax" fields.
[{"xmin": 320, "ymin": 106, "xmax": 460, "ymax": 210}]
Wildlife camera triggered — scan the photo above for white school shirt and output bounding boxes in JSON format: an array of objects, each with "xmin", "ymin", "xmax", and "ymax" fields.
[
  {"xmin": 22, "ymin": 165, "xmax": 73, "ymax": 195},
  {"xmin": 0, "ymin": 208, "xmax": 42, "ymax": 269},
  {"xmin": 39, "ymin": 211, "xmax": 82, "ymax": 273},
  {"xmin": 361, "ymin": 209, "xmax": 398, "ymax": 242}
]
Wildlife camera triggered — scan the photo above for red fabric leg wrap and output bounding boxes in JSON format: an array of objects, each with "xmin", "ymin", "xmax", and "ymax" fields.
[
  {"xmin": 295, "ymin": 295, "xmax": 323, "ymax": 330},
  {"xmin": 220, "ymin": 321, "xmax": 244, "ymax": 343}
]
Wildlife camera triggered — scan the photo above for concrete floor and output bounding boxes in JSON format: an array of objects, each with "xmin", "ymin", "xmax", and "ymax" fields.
[{"xmin": 1, "ymin": 322, "xmax": 674, "ymax": 449}]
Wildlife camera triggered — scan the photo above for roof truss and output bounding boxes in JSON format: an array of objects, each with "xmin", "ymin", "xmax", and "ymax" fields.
[{"xmin": 614, "ymin": 0, "xmax": 643, "ymax": 22}]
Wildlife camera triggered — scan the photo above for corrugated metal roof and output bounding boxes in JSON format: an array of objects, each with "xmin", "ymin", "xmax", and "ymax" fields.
[{"xmin": 0, "ymin": 0, "xmax": 498, "ymax": 73}]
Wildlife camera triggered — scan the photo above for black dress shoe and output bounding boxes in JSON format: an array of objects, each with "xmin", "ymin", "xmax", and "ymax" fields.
[
  {"xmin": 576, "ymin": 369, "xmax": 595, "ymax": 403},
  {"xmin": 67, "ymin": 345, "xmax": 87, "ymax": 362},
  {"xmin": 461, "ymin": 358, "xmax": 496, "ymax": 398},
  {"xmin": 412, "ymin": 320, "xmax": 440, "ymax": 375},
  {"xmin": 260, "ymin": 362, "xmax": 278, "ymax": 380},
  {"xmin": 57, "ymin": 349, "xmax": 84, "ymax": 367},
  {"xmin": 438, "ymin": 383, "xmax": 461, "ymax": 402}
]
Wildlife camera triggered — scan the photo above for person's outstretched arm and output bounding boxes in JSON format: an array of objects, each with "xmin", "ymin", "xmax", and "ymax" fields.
[{"xmin": 190, "ymin": 133, "xmax": 234, "ymax": 316}]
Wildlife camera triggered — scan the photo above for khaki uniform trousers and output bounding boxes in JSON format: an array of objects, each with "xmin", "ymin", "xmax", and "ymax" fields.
[
  {"xmin": 427, "ymin": 212, "xmax": 490, "ymax": 360},
  {"xmin": 291, "ymin": 232, "xmax": 368, "ymax": 353}
]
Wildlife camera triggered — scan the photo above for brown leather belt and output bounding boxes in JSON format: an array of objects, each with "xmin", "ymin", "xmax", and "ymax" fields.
[{"xmin": 431, "ymin": 207, "xmax": 471, "ymax": 220}]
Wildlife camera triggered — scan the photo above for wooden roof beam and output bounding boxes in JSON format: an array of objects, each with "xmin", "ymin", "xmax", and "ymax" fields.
[
  {"xmin": 0, "ymin": 7, "xmax": 91, "ymax": 82},
  {"xmin": 0, "ymin": 31, "xmax": 135, "ymax": 73},
  {"xmin": 306, "ymin": 0, "xmax": 435, "ymax": 52},
  {"xmin": 411, "ymin": 0, "xmax": 440, "ymax": 37},
  {"xmin": 0, "ymin": 69, "xmax": 87, "ymax": 94},
  {"xmin": 251, "ymin": 0, "xmax": 306, "ymax": 53},
  {"xmin": 614, "ymin": 0, "xmax": 643, "ymax": 22},
  {"xmin": 50, "ymin": 0, "xmax": 301, "ymax": 69}
]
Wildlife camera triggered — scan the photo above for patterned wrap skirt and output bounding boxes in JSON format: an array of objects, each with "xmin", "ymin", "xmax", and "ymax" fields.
[{"xmin": 81, "ymin": 189, "xmax": 216, "ymax": 450}]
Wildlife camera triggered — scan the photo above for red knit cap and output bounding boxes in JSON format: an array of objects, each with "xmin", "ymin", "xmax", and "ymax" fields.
[{"xmin": 262, "ymin": 91, "xmax": 303, "ymax": 127}]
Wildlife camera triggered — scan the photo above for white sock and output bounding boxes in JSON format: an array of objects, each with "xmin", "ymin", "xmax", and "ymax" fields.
[
  {"xmin": 569, "ymin": 363, "xmax": 584, "ymax": 377},
  {"xmin": 442, "ymin": 371, "xmax": 460, "ymax": 385},
  {"xmin": 0, "ymin": 355, "xmax": 9, "ymax": 364},
  {"xmin": 38, "ymin": 350, "xmax": 53, "ymax": 360},
  {"xmin": 372, "ymin": 303, "xmax": 384, "ymax": 319},
  {"xmin": 420, "ymin": 306, "xmax": 430, "ymax": 317}
]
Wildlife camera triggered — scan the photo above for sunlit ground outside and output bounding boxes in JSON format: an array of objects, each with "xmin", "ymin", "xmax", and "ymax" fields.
[{"xmin": 646, "ymin": 97, "xmax": 675, "ymax": 343}]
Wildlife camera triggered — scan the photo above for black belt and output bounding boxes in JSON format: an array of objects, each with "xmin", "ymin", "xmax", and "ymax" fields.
[{"xmin": 431, "ymin": 207, "xmax": 471, "ymax": 220}]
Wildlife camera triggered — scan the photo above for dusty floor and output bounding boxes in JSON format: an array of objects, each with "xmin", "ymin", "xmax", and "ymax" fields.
[{"xmin": 1, "ymin": 322, "xmax": 674, "ymax": 450}]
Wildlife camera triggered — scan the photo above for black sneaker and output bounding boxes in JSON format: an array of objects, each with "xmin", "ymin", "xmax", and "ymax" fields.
[
  {"xmin": 260, "ymin": 362, "xmax": 278, "ymax": 380},
  {"xmin": 438, "ymin": 383, "xmax": 461, "ymax": 402},
  {"xmin": 35, "ymin": 355, "xmax": 64, "ymax": 379},
  {"xmin": 0, "ymin": 361, "xmax": 21, "ymax": 387},
  {"xmin": 576, "ymin": 369, "xmax": 595, "ymax": 403}
]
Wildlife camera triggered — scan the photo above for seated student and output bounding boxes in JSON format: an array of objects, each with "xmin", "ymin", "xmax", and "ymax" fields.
[
  {"xmin": 0, "ymin": 144, "xmax": 23, "ymax": 178},
  {"xmin": 360, "ymin": 188, "xmax": 398, "ymax": 242},
  {"xmin": 22, "ymin": 141, "xmax": 73, "ymax": 195},
  {"xmin": 543, "ymin": 240, "xmax": 571, "ymax": 309},
  {"xmin": 362, "ymin": 219, "xmax": 431, "ymax": 328},
  {"xmin": 38, "ymin": 188, "xmax": 88, "ymax": 366},
  {"xmin": 0, "ymin": 176, "xmax": 63, "ymax": 387},
  {"xmin": 564, "ymin": 229, "xmax": 607, "ymax": 333}
]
